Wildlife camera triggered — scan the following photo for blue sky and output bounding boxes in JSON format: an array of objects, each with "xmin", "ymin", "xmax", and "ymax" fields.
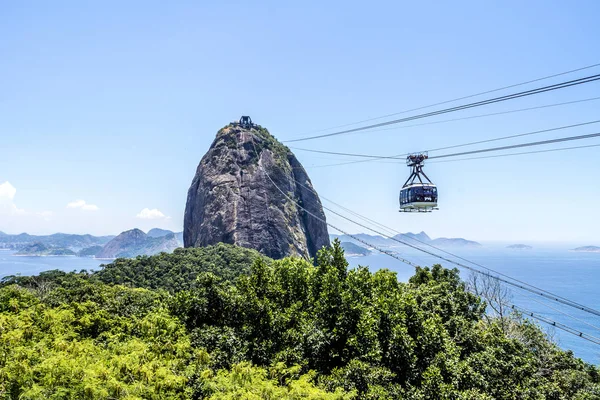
[{"xmin": 1, "ymin": 1, "xmax": 599, "ymax": 242}]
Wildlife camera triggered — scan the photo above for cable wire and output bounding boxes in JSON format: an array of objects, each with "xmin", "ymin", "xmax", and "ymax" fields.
[
  {"xmin": 428, "ymin": 132, "xmax": 600, "ymax": 159},
  {"xmin": 285, "ymin": 74, "xmax": 600, "ymax": 142},
  {"xmin": 304, "ymin": 138, "xmax": 600, "ymax": 169},
  {"xmin": 291, "ymin": 119, "xmax": 600, "ymax": 160},
  {"xmin": 296, "ymin": 63, "xmax": 600, "ymax": 135},
  {"xmin": 331, "ymin": 96, "xmax": 600, "ymax": 137},
  {"xmin": 289, "ymin": 95, "xmax": 600, "ymax": 168},
  {"xmin": 519, "ymin": 292, "xmax": 600, "ymax": 334},
  {"xmin": 428, "ymin": 143, "xmax": 600, "ymax": 164},
  {"xmin": 512, "ymin": 305, "xmax": 600, "ymax": 346}
]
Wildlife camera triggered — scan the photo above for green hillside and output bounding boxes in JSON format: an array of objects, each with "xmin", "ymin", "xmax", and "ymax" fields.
[{"xmin": 0, "ymin": 241, "xmax": 597, "ymax": 399}]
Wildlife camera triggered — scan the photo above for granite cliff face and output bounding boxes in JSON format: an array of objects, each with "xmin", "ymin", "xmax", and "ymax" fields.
[{"xmin": 184, "ymin": 122, "xmax": 330, "ymax": 260}]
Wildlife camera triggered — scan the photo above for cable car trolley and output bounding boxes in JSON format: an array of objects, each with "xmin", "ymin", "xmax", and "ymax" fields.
[{"xmin": 399, "ymin": 152, "xmax": 438, "ymax": 212}]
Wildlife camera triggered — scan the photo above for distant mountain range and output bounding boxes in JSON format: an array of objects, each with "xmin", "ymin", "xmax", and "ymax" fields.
[
  {"xmin": 0, "ymin": 228, "xmax": 183, "ymax": 259},
  {"xmin": 330, "ymin": 231, "xmax": 481, "ymax": 250},
  {"xmin": 340, "ymin": 242, "xmax": 371, "ymax": 256},
  {"xmin": 0, "ymin": 232, "xmax": 114, "ymax": 251},
  {"xmin": 2, "ymin": 229, "xmax": 482, "ymax": 259}
]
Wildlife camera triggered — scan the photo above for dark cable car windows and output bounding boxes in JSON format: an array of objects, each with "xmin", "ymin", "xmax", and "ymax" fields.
[{"xmin": 399, "ymin": 184, "xmax": 438, "ymax": 210}]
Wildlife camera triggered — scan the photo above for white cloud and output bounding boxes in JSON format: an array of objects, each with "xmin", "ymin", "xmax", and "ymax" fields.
[
  {"xmin": 136, "ymin": 208, "xmax": 168, "ymax": 220},
  {"xmin": 67, "ymin": 199, "xmax": 98, "ymax": 211},
  {"xmin": 0, "ymin": 181, "xmax": 26, "ymax": 215},
  {"xmin": 67, "ymin": 200, "xmax": 85, "ymax": 208},
  {"xmin": 0, "ymin": 181, "xmax": 17, "ymax": 200}
]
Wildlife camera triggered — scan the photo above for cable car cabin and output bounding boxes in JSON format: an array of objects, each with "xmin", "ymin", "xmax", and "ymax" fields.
[
  {"xmin": 399, "ymin": 153, "xmax": 438, "ymax": 212},
  {"xmin": 399, "ymin": 184, "xmax": 438, "ymax": 212}
]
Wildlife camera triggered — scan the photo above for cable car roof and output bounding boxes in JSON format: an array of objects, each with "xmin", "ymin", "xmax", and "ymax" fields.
[{"xmin": 401, "ymin": 183, "xmax": 437, "ymax": 189}]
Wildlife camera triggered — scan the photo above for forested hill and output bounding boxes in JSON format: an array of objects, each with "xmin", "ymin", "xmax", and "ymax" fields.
[{"xmin": 0, "ymin": 241, "xmax": 598, "ymax": 399}]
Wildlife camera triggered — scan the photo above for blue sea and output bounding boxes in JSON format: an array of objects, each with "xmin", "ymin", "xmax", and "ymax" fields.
[
  {"xmin": 1, "ymin": 246, "xmax": 599, "ymax": 365},
  {"xmin": 0, "ymin": 251, "xmax": 107, "ymax": 279}
]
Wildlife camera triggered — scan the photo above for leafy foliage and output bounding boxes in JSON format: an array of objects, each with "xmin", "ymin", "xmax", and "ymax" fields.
[
  {"xmin": 96, "ymin": 243, "xmax": 264, "ymax": 292},
  {"xmin": 0, "ymin": 240, "xmax": 598, "ymax": 399}
]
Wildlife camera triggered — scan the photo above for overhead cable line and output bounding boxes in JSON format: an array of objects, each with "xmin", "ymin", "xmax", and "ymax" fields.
[
  {"xmin": 303, "ymin": 136, "xmax": 600, "ymax": 169},
  {"xmin": 296, "ymin": 63, "xmax": 600, "ymax": 135},
  {"xmin": 285, "ymin": 73, "xmax": 600, "ymax": 142},
  {"xmin": 428, "ymin": 143, "xmax": 600, "ymax": 164},
  {"xmin": 512, "ymin": 305, "xmax": 600, "ymax": 346},
  {"xmin": 291, "ymin": 119, "xmax": 600, "ymax": 160},
  {"xmin": 340, "ymin": 96, "xmax": 600, "ymax": 137},
  {"xmin": 425, "ymin": 119, "xmax": 600, "ymax": 153},
  {"xmin": 249, "ymin": 132, "xmax": 600, "ymax": 344},
  {"xmin": 520, "ymin": 293, "xmax": 600, "ymax": 334},
  {"xmin": 290, "ymin": 96, "xmax": 600, "ymax": 168},
  {"xmin": 428, "ymin": 132, "xmax": 600, "ymax": 160}
]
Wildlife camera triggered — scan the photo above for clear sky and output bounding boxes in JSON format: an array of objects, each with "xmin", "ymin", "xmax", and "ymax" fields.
[{"xmin": 1, "ymin": 1, "xmax": 599, "ymax": 242}]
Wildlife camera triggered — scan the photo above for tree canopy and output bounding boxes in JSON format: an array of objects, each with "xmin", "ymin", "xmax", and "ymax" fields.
[{"xmin": 0, "ymin": 241, "xmax": 598, "ymax": 399}]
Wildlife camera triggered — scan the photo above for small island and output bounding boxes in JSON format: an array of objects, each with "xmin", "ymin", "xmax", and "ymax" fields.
[
  {"xmin": 341, "ymin": 241, "xmax": 371, "ymax": 257},
  {"xmin": 571, "ymin": 246, "xmax": 600, "ymax": 253},
  {"xmin": 15, "ymin": 242, "xmax": 76, "ymax": 256},
  {"xmin": 507, "ymin": 244, "xmax": 533, "ymax": 250}
]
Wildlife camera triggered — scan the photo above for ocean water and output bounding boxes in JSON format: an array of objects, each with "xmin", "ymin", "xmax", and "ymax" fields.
[
  {"xmin": 0, "ymin": 251, "xmax": 106, "ymax": 279},
  {"xmin": 346, "ymin": 243, "xmax": 600, "ymax": 365},
  {"xmin": 1, "ymin": 247, "xmax": 598, "ymax": 364}
]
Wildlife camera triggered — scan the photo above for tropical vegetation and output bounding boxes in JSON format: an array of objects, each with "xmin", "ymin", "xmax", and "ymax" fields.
[{"xmin": 0, "ymin": 241, "xmax": 598, "ymax": 399}]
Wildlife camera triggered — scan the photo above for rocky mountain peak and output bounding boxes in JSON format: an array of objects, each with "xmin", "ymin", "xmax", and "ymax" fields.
[
  {"xmin": 184, "ymin": 121, "xmax": 330, "ymax": 260},
  {"xmin": 96, "ymin": 228, "xmax": 182, "ymax": 259}
]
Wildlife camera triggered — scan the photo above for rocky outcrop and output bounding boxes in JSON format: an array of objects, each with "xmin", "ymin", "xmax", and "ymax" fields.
[
  {"xmin": 97, "ymin": 229, "xmax": 182, "ymax": 259},
  {"xmin": 184, "ymin": 122, "xmax": 330, "ymax": 260}
]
